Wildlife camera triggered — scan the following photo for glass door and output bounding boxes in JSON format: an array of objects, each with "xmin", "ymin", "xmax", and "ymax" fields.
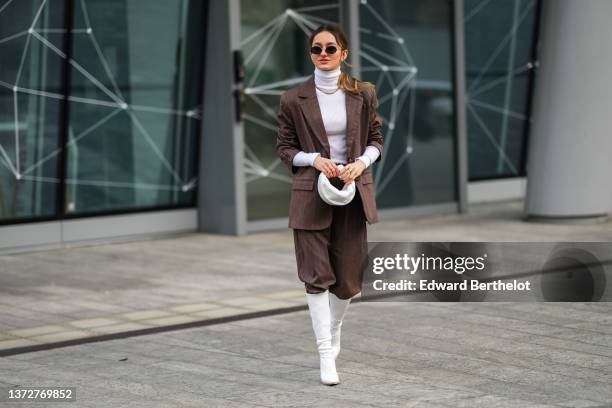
[
  {"xmin": 240, "ymin": 0, "xmax": 341, "ymax": 222},
  {"xmin": 358, "ymin": 0, "xmax": 458, "ymax": 208}
]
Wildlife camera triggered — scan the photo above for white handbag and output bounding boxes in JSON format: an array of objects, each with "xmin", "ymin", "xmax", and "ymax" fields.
[{"xmin": 317, "ymin": 164, "xmax": 356, "ymax": 206}]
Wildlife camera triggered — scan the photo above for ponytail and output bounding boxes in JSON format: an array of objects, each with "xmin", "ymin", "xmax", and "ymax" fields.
[{"xmin": 338, "ymin": 60, "xmax": 375, "ymax": 95}]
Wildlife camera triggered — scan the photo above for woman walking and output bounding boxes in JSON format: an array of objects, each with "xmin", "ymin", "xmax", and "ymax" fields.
[{"xmin": 276, "ymin": 24, "xmax": 384, "ymax": 385}]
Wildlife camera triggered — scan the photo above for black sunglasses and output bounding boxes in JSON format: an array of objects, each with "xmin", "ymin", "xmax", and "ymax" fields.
[{"xmin": 310, "ymin": 45, "xmax": 339, "ymax": 55}]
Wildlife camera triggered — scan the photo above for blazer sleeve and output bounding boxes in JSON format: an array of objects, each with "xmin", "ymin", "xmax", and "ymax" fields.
[
  {"xmin": 276, "ymin": 92, "xmax": 301, "ymax": 174},
  {"xmin": 366, "ymin": 86, "xmax": 384, "ymax": 164}
]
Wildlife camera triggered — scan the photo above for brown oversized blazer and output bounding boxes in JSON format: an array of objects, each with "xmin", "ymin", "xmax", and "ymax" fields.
[{"xmin": 276, "ymin": 74, "xmax": 384, "ymax": 230}]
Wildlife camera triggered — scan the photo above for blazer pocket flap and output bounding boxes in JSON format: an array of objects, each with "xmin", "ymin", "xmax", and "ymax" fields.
[
  {"xmin": 292, "ymin": 178, "xmax": 314, "ymax": 190},
  {"xmin": 360, "ymin": 172, "xmax": 373, "ymax": 185}
]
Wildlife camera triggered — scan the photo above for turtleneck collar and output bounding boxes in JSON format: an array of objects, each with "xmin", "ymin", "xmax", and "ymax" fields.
[{"xmin": 314, "ymin": 66, "xmax": 341, "ymax": 91}]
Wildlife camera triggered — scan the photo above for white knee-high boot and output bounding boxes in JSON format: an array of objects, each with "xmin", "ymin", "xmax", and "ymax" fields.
[
  {"xmin": 329, "ymin": 292, "xmax": 351, "ymax": 359},
  {"xmin": 305, "ymin": 291, "xmax": 339, "ymax": 385}
]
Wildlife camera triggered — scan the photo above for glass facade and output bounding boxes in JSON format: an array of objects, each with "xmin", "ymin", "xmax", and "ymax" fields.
[
  {"xmin": 464, "ymin": 0, "xmax": 540, "ymax": 180},
  {"xmin": 0, "ymin": 0, "xmax": 542, "ymax": 234},
  {"xmin": 0, "ymin": 0, "xmax": 205, "ymax": 224}
]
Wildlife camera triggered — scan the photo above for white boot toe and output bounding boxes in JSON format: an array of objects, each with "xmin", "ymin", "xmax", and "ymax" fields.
[{"xmin": 320, "ymin": 355, "xmax": 340, "ymax": 385}]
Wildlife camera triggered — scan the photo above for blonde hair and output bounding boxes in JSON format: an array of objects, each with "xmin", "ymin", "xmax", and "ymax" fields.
[{"xmin": 307, "ymin": 24, "xmax": 375, "ymax": 95}]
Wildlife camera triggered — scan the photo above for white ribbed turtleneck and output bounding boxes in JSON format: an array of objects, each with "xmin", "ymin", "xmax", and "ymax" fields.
[
  {"xmin": 291, "ymin": 66, "xmax": 380, "ymax": 170},
  {"xmin": 314, "ymin": 67, "xmax": 347, "ymax": 164},
  {"xmin": 314, "ymin": 66, "xmax": 341, "ymax": 92}
]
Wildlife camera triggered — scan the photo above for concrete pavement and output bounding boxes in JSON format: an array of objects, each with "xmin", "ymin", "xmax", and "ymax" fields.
[
  {"xmin": 1, "ymin": 199, "xmax": 612, "ymax": 406},
  {"xmin": 2, "ymin": 301, "xmax": 612, "ymax": 407},
  {"xmin": 2, "ymin": 199, "xmax": 611, "ymax": 352}
]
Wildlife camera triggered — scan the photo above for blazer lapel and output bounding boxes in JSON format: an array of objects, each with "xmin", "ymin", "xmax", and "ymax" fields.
[
  {"xmin": 297, "ymin": 76, "xmax": 330, "ymax": 158},
  {"xmin": 297, "ymin": 74, "xmax": 363, "ymax": 162},
  {"xmin": 345, "ymin": 90, "xmax": 363, "ymax": 161}
]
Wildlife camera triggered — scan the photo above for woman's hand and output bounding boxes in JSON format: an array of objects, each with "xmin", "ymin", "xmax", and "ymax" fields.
[
  {"xmin": 339, "ymin": 161, "xmax": 365, "ymax": 184},
  {"xmin": 314, "ymin": 156, "xmax": 340, "ymax": 178}
]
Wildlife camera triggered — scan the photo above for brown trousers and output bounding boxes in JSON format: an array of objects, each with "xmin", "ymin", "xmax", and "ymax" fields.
[{"xmin": 292, "ymin": 181, "xmax": 368, "ymax": 300}]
